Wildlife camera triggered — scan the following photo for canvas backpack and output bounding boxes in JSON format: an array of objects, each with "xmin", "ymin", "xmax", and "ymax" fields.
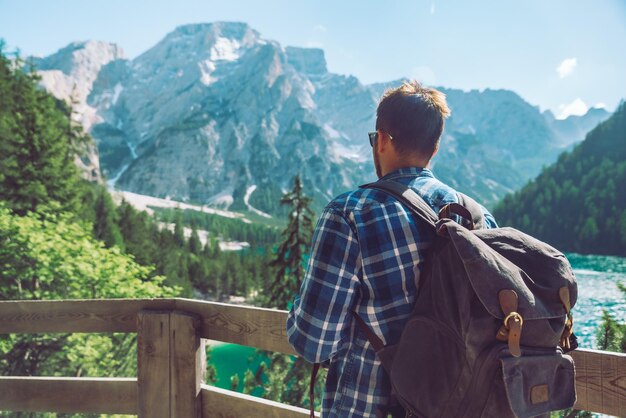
[{"xmin": 354, "ymin": 179, "xmax": 578, "ymax": 418}]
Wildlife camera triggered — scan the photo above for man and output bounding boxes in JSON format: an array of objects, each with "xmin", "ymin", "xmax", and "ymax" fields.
[{"xmin": 286, "ymin": 81, "xmax": 497, "ymax": 417}]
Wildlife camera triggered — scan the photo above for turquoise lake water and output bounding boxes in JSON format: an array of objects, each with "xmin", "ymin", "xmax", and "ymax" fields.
[
  {"xmin": 208, "ymin": 252, "xmax": 626, "ymax": 388},
  {"xmin": 566, "ymin": 253, "xmax": 626, "ymax": 348}
]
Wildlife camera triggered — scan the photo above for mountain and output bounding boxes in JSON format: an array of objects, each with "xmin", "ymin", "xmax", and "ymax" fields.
[
  {"xmin": 493, "ymin": 102, "xmax": 626, "ymax": 256},
  {"xmin": 544, "ymin": 107, "xmax": 610, "ymax": 148},
  {"xmin": 32, "ymin": 40, "xmax": 125, "ymax": 182},
  {"xmin": 366, "ymin": 83, "xmax": 611, "ymax": 205},
  {"xmin": 33, "ymin": 22, "xmax": 612, "ymax": 213}
]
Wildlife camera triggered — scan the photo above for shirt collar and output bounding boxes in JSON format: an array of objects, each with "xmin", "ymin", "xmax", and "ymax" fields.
[{"xmin": 379, "ymin": 166, "xmax": 434, "ymax": 181}]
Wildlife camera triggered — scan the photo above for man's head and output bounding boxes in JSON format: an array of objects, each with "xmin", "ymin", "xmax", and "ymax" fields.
[{"xmin": 372, "ymin": 80, "xmax": 451, "ymax": 177}]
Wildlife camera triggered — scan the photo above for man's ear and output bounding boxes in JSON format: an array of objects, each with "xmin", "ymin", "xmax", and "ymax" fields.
[
  {"xmin": 378, "ymin": 131, "xmax": 392, "ymax": 153},
  {"xmin": 432, "ymin": 142, "xmax": 439, "ymax": 158}
]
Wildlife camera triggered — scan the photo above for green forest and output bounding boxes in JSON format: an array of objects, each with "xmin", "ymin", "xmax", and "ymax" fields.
[
  {"xmin": 0, "ymin": 43, "xmax": 325, "ymax": 415},
  {"xmin": 0, "ymin": 41, "xmax": 624, "ymax": 418},
  {"xmin": 494, "ymin": 102, "xmax": 626, "ymax": 257}
]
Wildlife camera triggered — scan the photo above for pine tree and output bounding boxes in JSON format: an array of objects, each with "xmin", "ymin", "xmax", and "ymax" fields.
[
  {"xmin": 115, "ymin": 201, "xmax": 153, "ymax": 265},
  {"xmin": 93, "ymin": 186, "xmax": 124, "ymax": 249},
  {"xmin": 268, "ymin": 175, "xmax": 315, "ymax": 309},
  {"xmin": 596, "ymin": 284, "xmax": 626, "ymax": 354},
  {"xmin": 188, "ymin": 225, "xmax": 202, "ymax": 255},
  {"xmin": 173, "ymin": 209, "xmax": 186, "ymax": 246},
  {"xmin": 187, "ymin": 225, "xmax": 204, "ymax": 290},
  {"xmin": 240, "ymin": 175, "xmax": 321, "ymax": 411},
  {"xmin": 0, "ymin": 47, "xmax": 84, "ymax": 216}
]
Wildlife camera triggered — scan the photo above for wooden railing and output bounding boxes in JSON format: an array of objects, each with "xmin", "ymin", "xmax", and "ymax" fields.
[{"xmin": 0, "ymin": 298, "xmax": 624, "ymax": 417}]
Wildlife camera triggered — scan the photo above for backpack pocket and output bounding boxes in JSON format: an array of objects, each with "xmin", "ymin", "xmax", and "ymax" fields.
[
  {"xmin": 500, "ymin": 350, "xmax": 576, "ymax": 418},
  {"xmin": 389, "ymin": 317, "xmax": 467, "ymax": 418}
]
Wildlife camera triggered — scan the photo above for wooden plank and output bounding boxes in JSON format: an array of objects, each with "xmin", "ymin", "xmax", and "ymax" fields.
[
  {"xmin": 138, "ymin": 310, "xmax": 171, "ymax": 418},
  {"xmin": 571, "ymin": 349, "xmax": 587, "ymax": 411},
  {"xmin": 619, "ymin": 353, "xmax": 626, "ymax": 417},
  {"xmin": 170, "ymin": 311, "xmax": 203, "ymax": 418},
  {"xmin": 200, "ymin": 384, "xmax": 317, "ymax": 418},
  {"xmin": 175, "ymin": 298, "xmax": 296, "ymax": 355},
  {"xmin": 602, "ymin": 350, "xmax": 620, "ymax": 416},
  {"xmin": 0, "ymin": 298, "xmax": 295, "ymax": 354},
  {"xmin": 572, "ymin": 348, "xmax": 626, "ymax": 416},
  {"xmin": 0, "ymin": 298, "xmax": 175, "ymax": 334},
  {"xmin": 0, "ymin": 377, "xmax": 137, "ymax": 414},
  {"xmin": 585, "ymin": 349, "xmax": 603, "ymax": 412}
]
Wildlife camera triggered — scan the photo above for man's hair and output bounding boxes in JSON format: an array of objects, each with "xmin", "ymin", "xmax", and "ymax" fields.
[{"xmin": 376, "ymin": 80, "xmax": 451, "ymax": 158}]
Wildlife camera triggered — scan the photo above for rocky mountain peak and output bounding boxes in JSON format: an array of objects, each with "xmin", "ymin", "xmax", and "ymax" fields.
[
  {"xmin": 171, "ymin": 21, "xmax": 258, "ymax": 41},
  {"xmin": 150, "ymin": 21, "xmax": 261, "ymax": 63},
  {"xmin": 34, "ymin": 40, "xmax": 124, "ymax": 77},
  {"xmin": 33, "ymin": 40, "xmax": 124, "ymax": 111}
]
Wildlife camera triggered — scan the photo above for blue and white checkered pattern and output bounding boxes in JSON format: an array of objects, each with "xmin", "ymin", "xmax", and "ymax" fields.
[{"xmin": 287, "ymin": 167, "xmax": 497, "ymax": 417}]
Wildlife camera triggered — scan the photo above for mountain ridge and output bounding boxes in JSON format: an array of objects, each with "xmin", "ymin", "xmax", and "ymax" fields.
[{"xmin": 33, "ymin": 21, "xmax": 612, "ymax": 212}]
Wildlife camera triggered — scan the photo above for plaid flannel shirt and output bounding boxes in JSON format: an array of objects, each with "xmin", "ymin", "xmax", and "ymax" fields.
[{"xmin": 286, "ymin": 167, "xmax": 497, "ymax": 417}]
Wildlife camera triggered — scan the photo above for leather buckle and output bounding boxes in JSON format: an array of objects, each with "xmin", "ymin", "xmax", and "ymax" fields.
[{"xmin": 498, "ymin": 290, "xmax": 523, "ymax": 357}]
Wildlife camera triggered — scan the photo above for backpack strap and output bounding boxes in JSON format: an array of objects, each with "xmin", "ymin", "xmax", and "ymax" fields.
[
  {"xmin": 355, "ymin": 180, "xmax": 437, "ymax": 366},
  {"xmin": 361, "ymin": 180, "xmax": 438, "ymax": 228},
  {"xmin": 363, "ymin": 180, "xmax": 486, "ymax": 231},
  {"xmin": 309, "ymin": 363, "xmax": 320, "ymax": 418},
  {"xmin": 457, "ymin": 192, "xmax": 487, "ymax": 230},
  {"xmin": 355, "ymin": 181, "xmax": 487, "ymax": 355}
]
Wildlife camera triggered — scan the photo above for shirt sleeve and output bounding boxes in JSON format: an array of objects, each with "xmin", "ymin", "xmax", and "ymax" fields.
[{"xmin": 286, "ymin": 205, "xmax": 361, "ymax": 364}]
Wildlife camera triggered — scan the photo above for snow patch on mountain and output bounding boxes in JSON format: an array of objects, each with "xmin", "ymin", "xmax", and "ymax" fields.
[
  {"xmin": 323, "ymin": 123, "xmax": 342, "ymax": 139},
  {"xmin": 244, "ymin": 185, "xmax": 272, "ymax": 218},
  {"xmin": 107, "ymin": 163, "xmax": 130, "ymax": 188},
  {"xmin": 207, "ymin": 187, "xmax": 235, "ymax": 209},
  {"xmin": 112, "ymin": 83, "xmax": 123, "ymax": 105},
  {"xmin": 298, "ymin": 78, "xmax": 317, "ymax": 110},
  {"xmin": 128, "ymin": 141, "xmax": 138, "ymax": 159},
  {"xmin": 210, "ymin": 37, "xmax": 241, "ymax": 61},
  {"xmin": 199, "ymin": 59, "xmax": 217, "ymax": 85}
]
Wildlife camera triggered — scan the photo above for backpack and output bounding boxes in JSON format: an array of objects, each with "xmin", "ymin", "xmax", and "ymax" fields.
[{"xmin": 355, "ymin": 179, "xmax": 578, "ymax": 418}]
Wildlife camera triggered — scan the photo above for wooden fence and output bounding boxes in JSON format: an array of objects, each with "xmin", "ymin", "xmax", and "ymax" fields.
[{"xmin": 0, "ymin": 298, "xmax": 624, "ymax": 417}]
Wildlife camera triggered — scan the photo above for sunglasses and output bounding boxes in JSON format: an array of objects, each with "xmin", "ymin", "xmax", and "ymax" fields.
[{"xmin": 368, "ymin": 131, "xmax": 393, "ymax": 147}]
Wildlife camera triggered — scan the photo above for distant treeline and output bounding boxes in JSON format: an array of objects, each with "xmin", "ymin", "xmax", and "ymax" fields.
[
  {"xmin": 83, "ymin": 186, "xmax": 277, "ymax": 299},
  {"xmin": 152, "ymin": 206, "xmax": 282, "ymax": 246}
]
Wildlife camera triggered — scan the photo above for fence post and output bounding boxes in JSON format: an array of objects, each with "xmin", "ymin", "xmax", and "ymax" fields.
[
  {"xmin": 137, "ymin": 310, "xmax": 171, "ymax": 418},
  {"xmin": 137, "ymin": 310, "xmax": 205, "ymax": 418},
  {"xmin": 170, "ymin": 311, "xmax": 205, "ymax": 417}
]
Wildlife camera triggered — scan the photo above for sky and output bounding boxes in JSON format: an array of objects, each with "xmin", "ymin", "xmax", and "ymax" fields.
[{"xmin": 1, "ymin": 0, "xmax": 625, "ymax": 118}]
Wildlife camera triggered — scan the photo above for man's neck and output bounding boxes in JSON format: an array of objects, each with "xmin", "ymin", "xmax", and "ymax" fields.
[{"xmin": 381, "ymin": 158, "xmax": 431, "ymax": 177}]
